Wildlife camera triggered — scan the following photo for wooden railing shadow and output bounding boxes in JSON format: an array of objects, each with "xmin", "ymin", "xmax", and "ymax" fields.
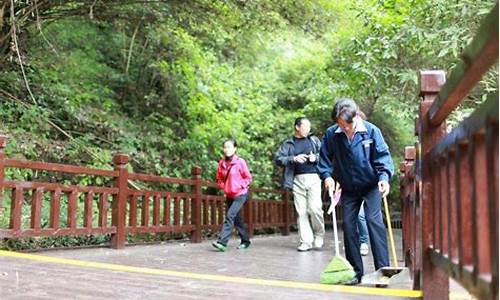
[{"xmin": 400, "ymin": 3, "xmax": 498, "ymax": 300}]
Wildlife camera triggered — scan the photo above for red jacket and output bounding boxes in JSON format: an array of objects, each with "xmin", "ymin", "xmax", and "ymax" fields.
[{"xmin": 216, "ymin": 155, "xmax": 252, "ymax": 198}]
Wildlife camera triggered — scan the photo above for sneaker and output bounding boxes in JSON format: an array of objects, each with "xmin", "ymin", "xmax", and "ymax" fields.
[
  {"xmin": 212, "ymin": 241, "xmax": 227, "ymax": 252},
  {"xmin": 360, "ymin": 243, "xmax": 369, "ymax": 256},
  {"xmin": 313, "ymin": 236, "xmax": 324, "ymax": 249},
  {"xmin": 297, "ymin": 243, "xmax": 312, "ymax": 252},
  {"xmin": 237, "ymin": 242, "xmax": 251, "ymax": 250}
]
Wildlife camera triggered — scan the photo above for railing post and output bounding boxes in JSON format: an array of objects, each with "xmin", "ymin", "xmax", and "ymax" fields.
[
  {"xmin": 247, "ymin": 188, "xmax": 254, "ymax": 238},
  {"xmin": 111, "ymin": 153, "xmax": 129, "ymax": 249},
  {"xmin": 0, "ymin": 135, "xmax": 6, "ymax": 213},
  {"xmin": 191, "ymin": 166, "xmax": 202, "ymax": 243},
  {"xmin": 400, "ymin": 146, "xmax": 416, "ymax": 283},
  {"xmin": 419, "ymin": 70, "xmax": 449, "ymax": 299},
  {"xmin": 281, "ymin": 190, "xmax": 291, "ymax": 235}
]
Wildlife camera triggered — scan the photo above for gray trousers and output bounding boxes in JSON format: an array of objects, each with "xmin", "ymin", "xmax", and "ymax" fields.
[
  {"xmin": 217, "ymin": 193, "xmax": 250, "ymax": 245},
  {"xmin": 292, "ymin": 173, "xmax": 325, "ymax": 246}
]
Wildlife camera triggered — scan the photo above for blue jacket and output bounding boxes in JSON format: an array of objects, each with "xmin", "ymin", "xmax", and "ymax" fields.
[
  {"xmin": 275, "ymin": 135, "xmax": 321, "ymax": 189},
  {"xmin": 317, "ymin": 121, "xmax": 394, "ymax": 193}
]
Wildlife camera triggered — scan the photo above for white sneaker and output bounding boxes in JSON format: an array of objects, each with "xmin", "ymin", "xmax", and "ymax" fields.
[
  {"xmin": 297, "ymin": 243, "xmax": 312, "ymax": 252},
  {"xmin": 313, "ymin": 236, "xmax": 324, "ymax": 249},
  {"xmin": 360, "ymin": 243, "xmax": 369, "ymax": 256}
]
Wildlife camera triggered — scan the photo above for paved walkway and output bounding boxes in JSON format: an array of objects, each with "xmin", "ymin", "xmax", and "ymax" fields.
[{"xmin": 0, "ymin": 230, "xmax": 471, "ymax": 299}]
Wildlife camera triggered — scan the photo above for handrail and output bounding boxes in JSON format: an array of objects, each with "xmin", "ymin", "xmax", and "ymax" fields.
[
  {"xmin": 4, "ymin": 158, "xmax": 118, "ymax": 177},
  {"xmin": 0, "ymin": 135, "xmax": 295, "ymax": 250},
  {"xmin": 429, "ymin": 93, "xmax": 498, "ymax": 159},
  {"xmin": 401, "ymin": 4, "xmax": 498, "ymax": 299}
]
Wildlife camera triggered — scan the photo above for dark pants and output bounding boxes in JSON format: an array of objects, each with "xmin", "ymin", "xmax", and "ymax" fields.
[
  {"xmin": 342, "ymin": 187, "xmax": 389, "ymax": 280},
  {"xmin": 217, "ymin": 193, "xmax": 250, "ymax": 245}
]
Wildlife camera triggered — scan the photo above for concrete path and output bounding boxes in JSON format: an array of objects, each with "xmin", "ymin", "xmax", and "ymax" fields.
[{"xmin": 0, "ymin": 230, "xmax": 470, "ymax": 299}]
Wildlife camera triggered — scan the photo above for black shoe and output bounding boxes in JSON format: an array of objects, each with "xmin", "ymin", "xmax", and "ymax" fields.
[{"xmin": 344, "ymin": 276, "xmax": 361, "ymax": 286}]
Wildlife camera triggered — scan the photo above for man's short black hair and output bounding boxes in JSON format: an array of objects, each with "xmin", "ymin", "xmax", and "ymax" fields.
[
  {"xmin": 223, "ymin": 138, "xmax": 237, "ymax": 147},
  {"xmin": 332, "ymin": 98, "xmax": 359, "ymax": 123},
  {"xmin": 294, "ymin": 117, "xmax": 309, "ymax": 128}
]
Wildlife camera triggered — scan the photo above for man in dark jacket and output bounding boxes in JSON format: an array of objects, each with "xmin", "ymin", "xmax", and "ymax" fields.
[
  {"xmin": 317, "ymin": 98, "xmax": 393, "ymax": 285},
  {"xmin": 275, "ymin": 117, "xmax": 325, "ymax": 252}
]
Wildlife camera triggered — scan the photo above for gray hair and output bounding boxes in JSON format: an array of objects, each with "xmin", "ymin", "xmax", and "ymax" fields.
[{"xmin": 332, "ymin": 98, "xmax": 359, "ymax": 123}]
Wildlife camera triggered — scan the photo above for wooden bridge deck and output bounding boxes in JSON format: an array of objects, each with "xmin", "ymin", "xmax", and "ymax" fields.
[{"xmin": 0, "ymin": 230, "xmax": 470, "ymax": 299}]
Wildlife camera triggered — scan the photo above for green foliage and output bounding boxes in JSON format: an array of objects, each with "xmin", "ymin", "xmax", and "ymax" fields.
[{"xmin": 0, "ymin": 0, "xmax": 497, "ymax": 249}]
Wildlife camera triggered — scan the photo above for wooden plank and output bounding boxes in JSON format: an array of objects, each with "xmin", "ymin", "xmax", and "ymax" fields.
[
  {"xmin": 128, "ymin": 172, "xmax": 195, "ymax": 185},
  {"xmin": 129, "ymin": 194, "xmax": 137, "ymax": 227},
  {"xmin": 448, "ymin": 150, "xmax": 458, "ymax": 263},
  {"xmin": 10, "ymin": 187, "xmax": 23, "ymax": 232},
  {"xmin": 430, "ymin": 93, "xmax": 498, "ymax": 159},
  {"xmin": 153, "ymin": 193, "xmax": 160, "ymax": 226},
  {"xmin": 67, "ymin": 190, "xmax": 77, "ymax": 229},
  {"xmin": 98, "ymin": 192, "xmax": 109, "ymax": 228},
  {"xmin": 183, "ymin": 198, "xmax": 190, "ymax": 225},
  {"xmin": 30, "ymin": 187, "xmax": 43, "ymax": 230},
  {"xmin": 486, "ymin": 120, "xmax": 499, "ymax": 297},
  {"xmin": 163, "ymin": 194, "xmax": 171, "ymax": 226},
  {"xmin": 0, "ymin": 227, "xmax": 116, "ymax": 238},
  {"xmin": 3, "ymin": 180, "xmax": 117, "ymax": 194},
  {"xmin": 83, "ymin": 190, "xmax": 94, "ymax": 228},
  {"xmin": 429, "ymin": 249, "xmax": 493, "ymax": 300},
  {"xmin": 126, "ymin": 225, "xmax": 195, "ymax": 234},
  {"xmin": 174, "ymin": 196, "xmax": 180, "ymax": 226},
  {"xmin": 428, "ymin": 4, "xmax": 498, "ymax": 126},
  {"xmin": 202, "ymin": 199, "xmax": 208, "ymax": 226},
  {"xmin": 4, "ymin": 159, "xmax": 118, "ymax": 177},
  {"xmin": 440, "ymin": 156, "xmax": 448, "ymax": 255},
  {"xmin": 141, "ymin": 193, "xmax": 150, "ymax": 227},
  {"xmin": 217, "ymin": 200, "xmax": 224, "ymax": 225},
  {"xmin": 50, "ymin": 188, "xmax": 61, "ymax": 229},
  {"xmin": 458, "ymin": 143, "xmax": 473, "ymax": 268},
  {"xmin": 0, "ymin": 136, "xmax": 5, "ymax": 211},
  {"xmin": 210, "ymin": 200, "xmax": 216, "ymax": 225},
  {"xmin": 472, "ymin": 133, "xmax": 491, "ymax": 277}
]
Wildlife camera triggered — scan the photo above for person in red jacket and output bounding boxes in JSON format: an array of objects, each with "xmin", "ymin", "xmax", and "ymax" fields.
[{"xmin": 212, "ymin": 139, "xmax": 253, "ymax": 252}]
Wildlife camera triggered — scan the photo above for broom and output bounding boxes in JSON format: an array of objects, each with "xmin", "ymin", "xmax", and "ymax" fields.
[{"xmin": 320, "ymin": 184, "xmax": 356, "ymax": 284}]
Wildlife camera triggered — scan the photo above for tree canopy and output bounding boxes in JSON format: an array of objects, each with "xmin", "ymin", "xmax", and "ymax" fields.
[{"xmin": 1, "ymin": 0, "xmax": 497, "ymax": 196}]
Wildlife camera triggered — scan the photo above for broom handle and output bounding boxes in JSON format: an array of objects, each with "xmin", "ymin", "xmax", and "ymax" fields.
[
  {"xmin": 332, "ymin": 204, "xmax": 340, "ymax": 256},
  {"xmin": 383, "ymin": 196, "xmax": 398, "ymax": 267}
]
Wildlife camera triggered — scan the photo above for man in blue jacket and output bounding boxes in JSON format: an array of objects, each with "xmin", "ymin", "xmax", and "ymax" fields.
[
  {"xmin": 317, "ymin": 98, "xmax": 393, "ymax": 285},
  {"xmin": 275, "ymin": 117, "xmax": 325, "ymax": 252}
]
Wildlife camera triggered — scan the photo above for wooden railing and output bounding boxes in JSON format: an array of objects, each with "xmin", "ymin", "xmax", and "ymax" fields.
[
  {"xmin": 401, "ymin": 4, "xmax": 498, "ymax": 300},
  {"xmin": 0, "ymin": 136, "xmax": 295, "ymax": 249}
]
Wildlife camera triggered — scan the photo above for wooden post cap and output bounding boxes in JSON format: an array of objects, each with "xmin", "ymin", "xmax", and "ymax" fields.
[
  {"xmin": 419, "ymin": 70, "xmax": 446, "ymax": 96},
  {"xmin": 404, "ymin": 146, "xmax": 416, "ymax": 160},
  {"xmin": 191, "ymin": 166, "xmax": 202, "ymax": 176},
  {"xmin": 113, "ymin": 153, "xmax": 129, "ymax": 165},
  {"xmin": 0, "ymin": 135, "xmax": 7, "ymax": 148}
]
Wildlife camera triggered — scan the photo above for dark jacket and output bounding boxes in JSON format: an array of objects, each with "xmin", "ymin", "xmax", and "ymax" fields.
[
  {"xmin": 275, "ymin": 135, "xmax": 321, "ymax": 189},
  {"xmin": 317, "ymin": 121, "xmax": 393, "ymax": 194}
]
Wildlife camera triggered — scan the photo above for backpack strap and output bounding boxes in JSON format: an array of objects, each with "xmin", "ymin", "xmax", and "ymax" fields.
[{"xmin": 224, "ymin": 164, "xmax": 234, "ymax": 183}]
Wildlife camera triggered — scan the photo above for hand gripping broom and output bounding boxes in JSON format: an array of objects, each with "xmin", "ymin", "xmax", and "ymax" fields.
[{"xmin": 320, "ymin": 184, "xmax": 356, "ymax": 284}]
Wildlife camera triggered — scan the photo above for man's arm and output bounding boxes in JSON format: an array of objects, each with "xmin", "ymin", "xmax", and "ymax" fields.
[
  {"xmin": 274, "ymin": 141, "xmax": 294, "ymax": 167},
  {"xmin": 317, "ymin": 131, "xmax": 335, "ymax": 181},
  {"xmin": 371, "ymin": 127, "xmax": 394, "ymax": 196},
  {"xmin": 311, "ymin": 136, "xmax": 322, "ymax": 162}
]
